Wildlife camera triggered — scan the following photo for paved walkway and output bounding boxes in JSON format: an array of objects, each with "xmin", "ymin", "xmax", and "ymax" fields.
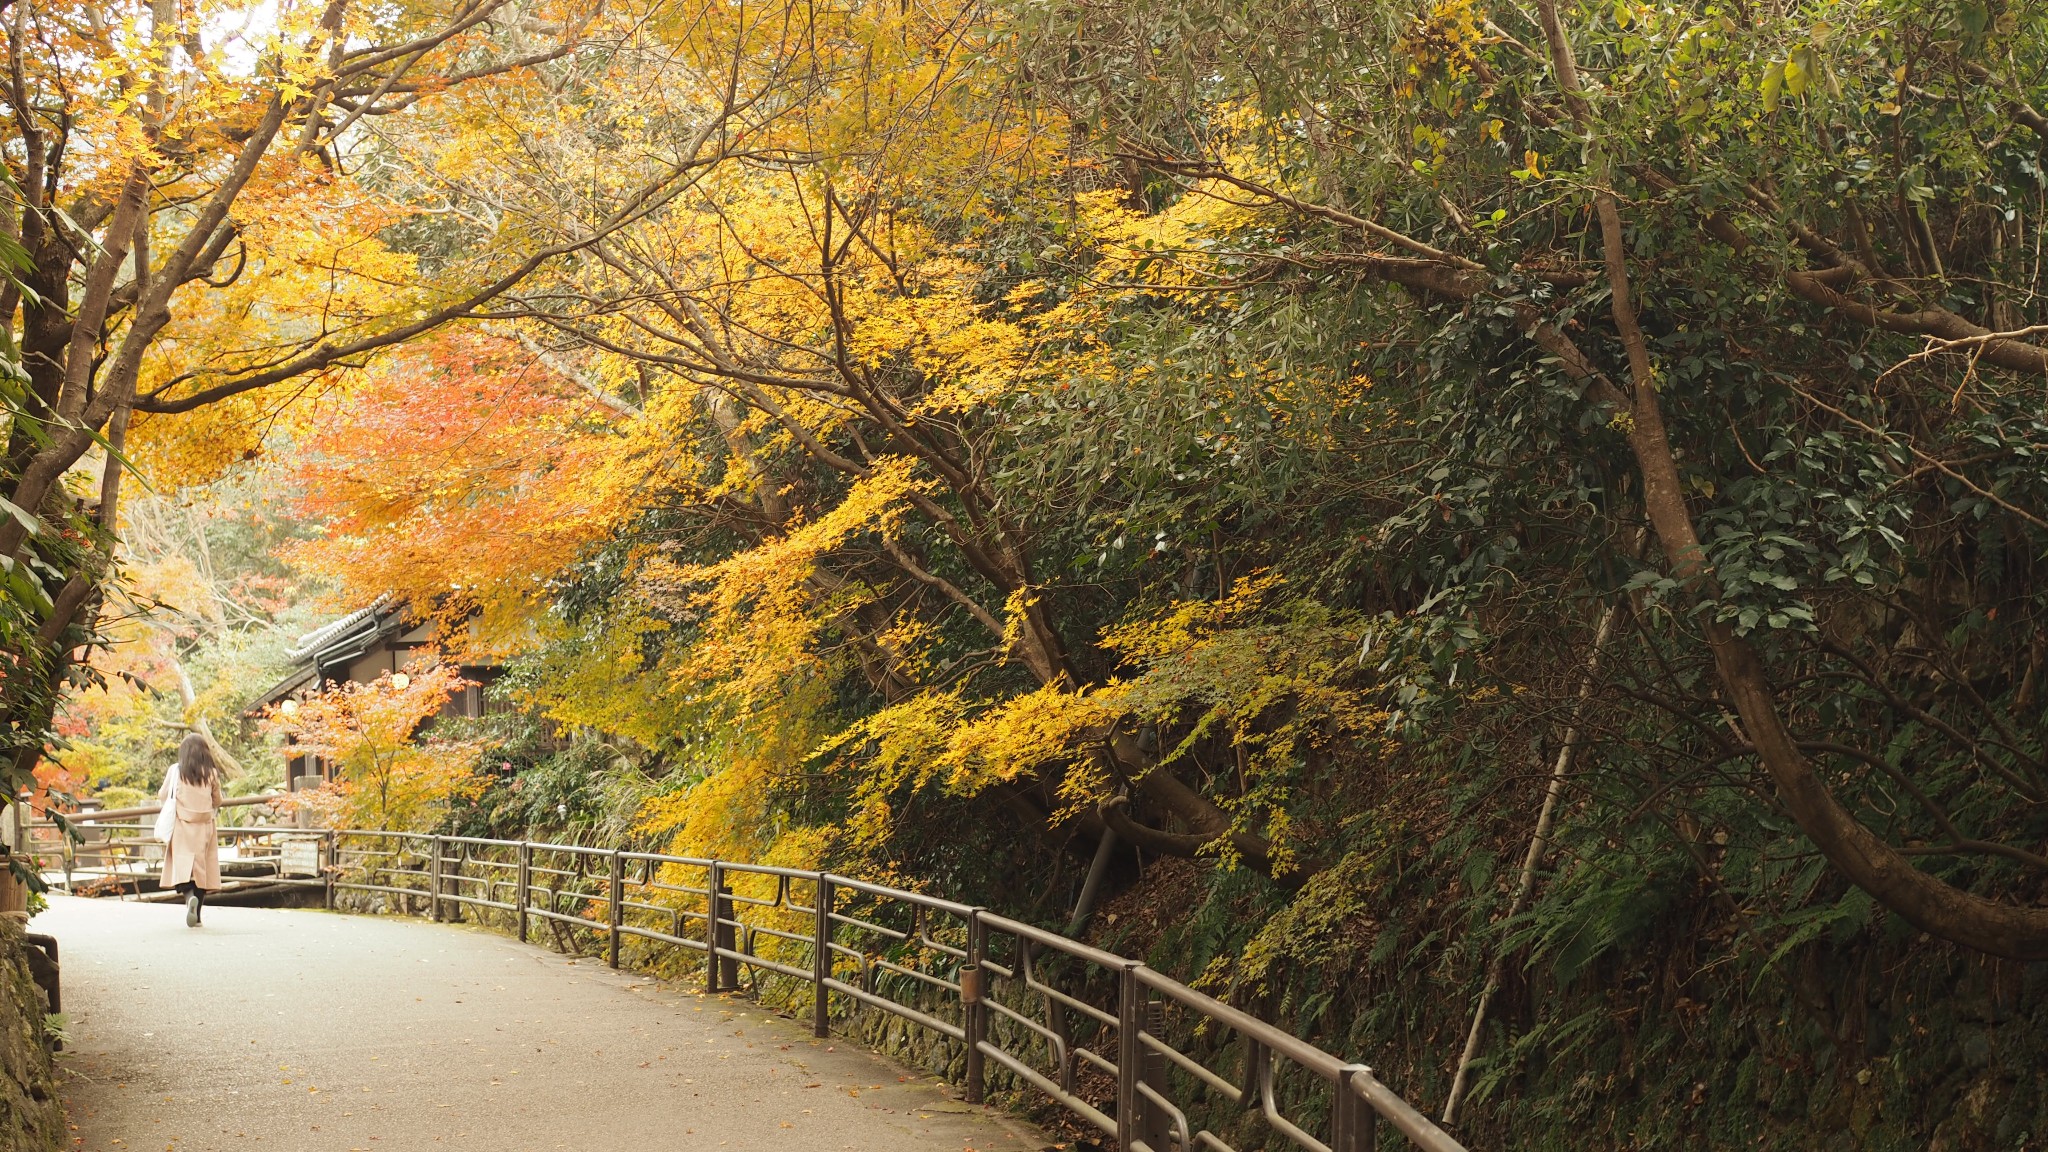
[{"xmin": 39, "ymin": 895, "xmax": 1046, "ymax": 1151}]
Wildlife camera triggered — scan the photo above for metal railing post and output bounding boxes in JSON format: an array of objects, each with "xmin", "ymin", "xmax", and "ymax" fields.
[
  {"xmin": 1240, "ymin": 1037, "xmax": 1268, "ymax": 1118},
  {"xmin": 961, "ymin": 911, "xmax": 987, "ymax": 1105},
  {"xmin": 1116, "ymin": 964, "xmax": 1169, "ymax": 1152},
  {"xmin": 428, "ymin": 835, "xmax": 444, "ymax": 922},
  {"xmin": 607, "ymin": 848, "xmax": 624, "ymax": 969},
  {"xmin": 1039, "ymin": 943, "xmax": 1076, "ymax": 1095},
  {"xmin": 1117, "ymin": 963, "xmax": 1140, "ymax": 1149},
  {"xmin": 716, "ymin": 875, "xmax": 739, "ymax": 989},
  {"xmin": 1139, "ymin": 997, "xmax": 1170, "ymax": 1152},
  {"xmin": 812, "ymin": 873, "xmax": 832, "ymax": 1038},
  {"xmin": 516, "ymin": 842, "xmax": 532, "ymax": 943},
  {"xmin": 322, "ymin": 831, "xmax": 335, "ymax": 910},
  {"xmin": 704, "ymin": 861, "xmax": 723, "ymax": 993},
  {"xmin": 1333, "ymin": 1066, "xmax": 1377, "ymax": 1152}
]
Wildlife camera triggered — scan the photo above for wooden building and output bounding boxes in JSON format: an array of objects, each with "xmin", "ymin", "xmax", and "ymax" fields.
[{"xmin": 248, "ymin": 598, "xmax": 506, "ymax": 791}]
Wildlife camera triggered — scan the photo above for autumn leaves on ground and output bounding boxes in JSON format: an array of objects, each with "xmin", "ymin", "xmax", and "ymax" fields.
[{"xmin": 8, "ymin": 0, "xmax": 2048, "ymax": 1147}]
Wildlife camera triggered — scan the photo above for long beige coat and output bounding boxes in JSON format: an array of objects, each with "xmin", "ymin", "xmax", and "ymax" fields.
[{"xmin": 157, "ymin": 770, "xmax": 223, "ymax": 890}]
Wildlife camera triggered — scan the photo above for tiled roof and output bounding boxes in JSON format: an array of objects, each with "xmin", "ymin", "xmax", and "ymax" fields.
[
  {"xmin": 243, "ymin": 596, "xmax": 409, "ymax": 715},
  {"xmin": 285, "ymin": 594, "xmax": 393, "ymax": 661}
]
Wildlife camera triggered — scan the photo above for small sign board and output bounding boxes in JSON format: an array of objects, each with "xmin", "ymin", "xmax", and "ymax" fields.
[{"xmin": 279, "ymin": 837, "xmax": 321, "ymax": 877}]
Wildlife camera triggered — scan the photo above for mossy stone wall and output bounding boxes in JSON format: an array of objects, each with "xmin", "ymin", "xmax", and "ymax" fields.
[{"xmin": 0, "ymin": 917, "xmax": 60, "ymax": 1152}]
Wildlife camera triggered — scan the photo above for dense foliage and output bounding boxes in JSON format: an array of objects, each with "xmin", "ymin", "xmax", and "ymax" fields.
[{"xmin": 23, "ymin": 0, "xmax": 2048, "ymax": 1143}]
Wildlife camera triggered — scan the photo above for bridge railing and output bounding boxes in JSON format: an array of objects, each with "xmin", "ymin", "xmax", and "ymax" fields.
[
  {"xmin": 25, "ymin": 796, "xmax": 325, "ymax": 897},
  {"xmin": 24, "ymin": 810, "xmax": 1465, "ymax": 1151},
  {"xmin": 316, "ymin": 829, "xmax": 1467, "ymax": 1152}
]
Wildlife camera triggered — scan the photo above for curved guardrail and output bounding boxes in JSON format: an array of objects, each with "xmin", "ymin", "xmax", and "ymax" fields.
[{"xmin": 31, "ymin": 814, "xmax": 1469, "ymax": 1152}]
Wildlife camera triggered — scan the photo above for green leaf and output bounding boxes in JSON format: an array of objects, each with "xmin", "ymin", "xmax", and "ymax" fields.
[
  {"xmin": 0, "ymin": 495, "xmax": 43, "ymax": 538},
  {"xmin": 0, "ymin": 556, "xmax": 52, "ymax": 615},
  {"xmin": 0, "ymin": 231, "xmax": 34, "ymax": 277},
  {"xmin": 1762, "ymin": 62, "xmax": 1786, "ymax": 111},
  {"xmin": 1792, "ymin": 46, "xmax": 1822, "ymax": 96}
]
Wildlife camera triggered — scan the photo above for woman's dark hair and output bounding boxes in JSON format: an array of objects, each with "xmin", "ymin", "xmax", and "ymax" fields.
[{"xmin": 177, "ymin": 733, "xmax": 218, "ymax": 787}]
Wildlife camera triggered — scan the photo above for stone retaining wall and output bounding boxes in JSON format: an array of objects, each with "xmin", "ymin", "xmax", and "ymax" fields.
[{"xmin": 0, "ymin": 917, "xmax": 61, "ymax": 1152}]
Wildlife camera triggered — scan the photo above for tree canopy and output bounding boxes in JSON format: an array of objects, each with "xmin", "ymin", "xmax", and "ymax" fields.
[
  {"xmin": 262, "ymin": 0, "xmax": 2048, "ymax": 958},
  {"xmin": 21, "ymin": 0, "xmax": 2048, "ymax": 1140}
]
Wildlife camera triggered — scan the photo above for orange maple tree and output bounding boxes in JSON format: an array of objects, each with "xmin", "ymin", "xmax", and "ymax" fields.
[
  {"xmin": 0, "ymin": 0, "xmax": 774, "ymax": 808},
  {"xmin": 0, "ymin": 0, "xmax": 593, "ymax": 805},
  {"xmin": 287, "ymin": 330, "xmax": 631, "ymax": 650},
  {"xmin": 261, "ymin": 665, "xmax": 484, "ymax": 832}
]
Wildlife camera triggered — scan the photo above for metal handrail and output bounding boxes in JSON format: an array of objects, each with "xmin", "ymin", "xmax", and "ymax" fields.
[
  {"xmin": 37, "ymin": 794, "xmax": 284, "ymax": 824},
  {"xmin": 22, "ymin": 816, "xmax": 1468, "ymax": 1151},
  {"xmin": 24, "ymin": 797, "xmax": 321, "ymax": 898}
]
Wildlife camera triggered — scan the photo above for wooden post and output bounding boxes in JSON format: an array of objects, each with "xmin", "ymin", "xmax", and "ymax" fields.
[
  {"xmin": 607, "ymin": 849, "xmax": 624, "ymax": 969},
  {"xmin": 812, "ymin": 874, "xmax": 832, "ymax": 1038}
]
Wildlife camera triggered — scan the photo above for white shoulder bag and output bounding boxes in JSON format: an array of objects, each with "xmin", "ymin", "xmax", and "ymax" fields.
[{"xmin": 152, "ymin": 772, "xmax": 179, "ymax": 842}]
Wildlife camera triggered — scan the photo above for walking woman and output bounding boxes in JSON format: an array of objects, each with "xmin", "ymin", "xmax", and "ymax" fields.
[{"xmin": 158, "ymin": 733, "xmax": 223, "ymax": 927}]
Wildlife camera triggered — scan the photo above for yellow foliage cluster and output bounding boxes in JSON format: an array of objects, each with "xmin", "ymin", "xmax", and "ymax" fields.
[
  {"xmin": 266, "ymin": 0, "xmax": 1400, "ymax": 874},
  {"xmin": 637, "ymin": 456, "xmax": 931, "ymax": 707},
  {"xmin": 1397, "ymin": 0, "xmax": 1489, "ymax": 84},
  {"xmin": 813, "ymin": 575, "xmax": 1401, "ymax": 859},
  {"xmin": 1067, "ymin": 186, "xmax": 1263, "ymax": 297}
]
